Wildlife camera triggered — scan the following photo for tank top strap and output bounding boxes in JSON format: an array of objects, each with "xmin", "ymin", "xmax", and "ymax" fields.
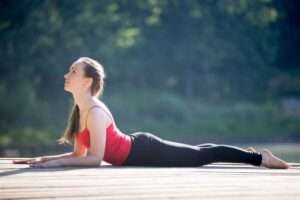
[{"xmin": 84, "ymin": 105, "xmax": 115, "ymax": 129}]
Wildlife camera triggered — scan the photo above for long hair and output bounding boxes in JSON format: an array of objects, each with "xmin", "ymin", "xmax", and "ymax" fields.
[{"xmin": 57, "ymin": 57, "xmax": 106, "ymax": 145}]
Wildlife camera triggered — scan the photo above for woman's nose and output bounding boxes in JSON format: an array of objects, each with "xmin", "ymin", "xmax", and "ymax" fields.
[{"xmin": 64, "ymin": 73, "xmax": 68, "ymax": 79}]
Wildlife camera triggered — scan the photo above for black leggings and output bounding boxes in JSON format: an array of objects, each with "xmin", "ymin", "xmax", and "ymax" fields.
[{"xmin": 122, "ymin": 132, "xmax": 262, "ymax": 167}]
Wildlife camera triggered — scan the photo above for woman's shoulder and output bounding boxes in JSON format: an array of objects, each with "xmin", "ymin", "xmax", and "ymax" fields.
[
  {"xmin": 95, "ymin": 100, "xmax": 111, "ymax": 114},
  {"xmin": 91, "ymin": 100, "xmax": 114, "ymax": 123}
]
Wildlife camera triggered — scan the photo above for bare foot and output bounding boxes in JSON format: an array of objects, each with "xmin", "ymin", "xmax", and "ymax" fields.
[
  {"xmin": 246, "ymin": 147, "xmax": 257, "ymax": 152},
  {"xmin": 260, "ymin": 149, "xmax": 290, "ymax": 169}
]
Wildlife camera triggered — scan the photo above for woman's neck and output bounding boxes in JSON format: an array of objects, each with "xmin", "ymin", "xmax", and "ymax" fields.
[{"xmin": 73, "ymin": 91, "xmax": 98, "ymax": 114}]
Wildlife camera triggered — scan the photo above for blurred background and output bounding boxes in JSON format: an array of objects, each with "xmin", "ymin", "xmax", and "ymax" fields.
[{"xmin": 0, "ymin": 0, "xmax": 299, "ymax": 162}]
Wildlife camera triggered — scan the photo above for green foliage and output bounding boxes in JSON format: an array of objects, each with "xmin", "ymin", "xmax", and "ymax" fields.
[
  {"xmin": 105, "ymin": 90, "xmax": 300, "ymax": 143},
  {"xmin": 0, "ymin": 127, "xmax": 54, "ymax": 146},
  {"xmin": 2, "ymin": 88, "xmax": 299, "ymax": 146},
  {"xmin": 0, "ymin": 0, "xmax": 286, "ymax": 101},
  {"xmin": 0, "ymin": 0, "xmax": 299, "ymax": 146}
]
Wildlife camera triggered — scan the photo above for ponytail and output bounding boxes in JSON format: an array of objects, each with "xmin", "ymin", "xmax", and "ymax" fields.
[{"xmin": 57, "ymin": 104, "xmax": 80, "ymax": 144}]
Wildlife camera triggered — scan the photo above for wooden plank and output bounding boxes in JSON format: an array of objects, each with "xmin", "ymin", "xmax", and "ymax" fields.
[{"xmin": 0, "ymin": 158, "xmax": 300, "ymax": 200}]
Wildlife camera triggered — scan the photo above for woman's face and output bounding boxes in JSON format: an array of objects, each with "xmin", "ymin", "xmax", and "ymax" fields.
[{"xmin": 64, "ymin": 61, "xmax": 91, "ymax": 94}]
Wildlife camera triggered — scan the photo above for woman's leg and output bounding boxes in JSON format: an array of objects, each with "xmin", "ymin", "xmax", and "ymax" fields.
[
  {"xmin": 122, "ymin": 132, "xmax": 262, "ymax": 167},
  {"xmin": 196, "ymin": 143, "xmax": 217, "ymax": 148},
  {"xmin": 197, "ymin": 143, "xmax": 257, "ymax": 152},
  {"xmin": 195, "ymin": 144, "xmax": 262, "ymax": 166}
]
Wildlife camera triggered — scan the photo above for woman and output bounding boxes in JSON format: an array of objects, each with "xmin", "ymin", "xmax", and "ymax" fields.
[{"xmin": 13, "ymin": 57, "xmax": 290, "ymax": 169}]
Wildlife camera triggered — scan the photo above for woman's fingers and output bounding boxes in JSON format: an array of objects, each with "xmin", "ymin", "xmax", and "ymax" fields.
[
  {"xmin": 13, "ymin": 157, "xmax": 45, "ymax": 164},
  {"xmin": 12, "ymin": 160, "xmax": 30, "ymax": 164},
  {"xmin": 27, "ymin": 158, "xmax": 45, "ymax": 164},
  {"xmin": 12, "ymin": 159, "xmax": 36, "ymax": 164}
]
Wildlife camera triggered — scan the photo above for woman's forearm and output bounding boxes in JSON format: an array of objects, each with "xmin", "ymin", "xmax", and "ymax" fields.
[
  {"xmin": 42, "ymin": 152, "xmax": 76, "ymax": 161},
  {"xmin": 56, "ymin": 155, "xmax": 101, "ymax": 167}
]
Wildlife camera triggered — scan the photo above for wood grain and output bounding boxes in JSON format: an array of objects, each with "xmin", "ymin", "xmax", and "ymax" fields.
[{"xmin": 0, "ymin": 158, "xmax": 299, "ymax": 200}]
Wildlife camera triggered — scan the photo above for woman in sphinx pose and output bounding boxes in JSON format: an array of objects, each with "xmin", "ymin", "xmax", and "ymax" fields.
[{"xmin": 13, "ymin": 57, "xmax": 290, "ymax": 169}]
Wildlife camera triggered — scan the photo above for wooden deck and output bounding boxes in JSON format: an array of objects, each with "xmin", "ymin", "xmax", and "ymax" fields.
[{"xmin": 1, "ymin": 158, "xmax": 300, "ymax": 200}]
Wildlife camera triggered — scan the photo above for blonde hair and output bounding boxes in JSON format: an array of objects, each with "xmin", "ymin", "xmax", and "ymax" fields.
[{"xmin": 58, "ymin": 57, "xmax": 106, "ymax": 144}]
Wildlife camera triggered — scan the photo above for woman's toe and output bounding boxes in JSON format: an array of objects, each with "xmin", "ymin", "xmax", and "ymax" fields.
[{"xmin": 246, "ymin": 147, "xmax": 257, "ymax": 152}]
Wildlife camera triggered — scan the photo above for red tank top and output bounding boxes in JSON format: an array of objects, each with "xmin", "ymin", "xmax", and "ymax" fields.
[{"xmin": 75, "ymin": 105, "xmax": 133, "ymax": 166}]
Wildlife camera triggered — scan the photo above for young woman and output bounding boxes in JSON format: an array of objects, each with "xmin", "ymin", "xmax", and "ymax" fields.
[{"xmin": 13, "ymin": 57, "xmax": 290, "ymax": 169}]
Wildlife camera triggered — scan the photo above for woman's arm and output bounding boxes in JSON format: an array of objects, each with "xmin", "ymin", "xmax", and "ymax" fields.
[
  {"xmin": 30, "ymin": 108, "xmax": 109, "ymax": 167},
  {"xmin": 12, "ymin": 152, "xmax": 76, "ymax": 164},
  {"xmin": 39, "ymin": 152, "xmax": 76, "ymax": 161},
  {"xmin": 42, "ymin": 138, "xmax": 87, "ymax": 161},
  {"xmin": 52, "ymin": 152, "xmax": 103, "ymax": 167},
  {"xmin": 13, "ymin": 136, "xmax": 87, "ymax": 164}
]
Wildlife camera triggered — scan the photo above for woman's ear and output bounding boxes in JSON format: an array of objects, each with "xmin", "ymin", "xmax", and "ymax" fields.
[{"xmin": 84, "ymin": 77, "xmax": 93, "ymax": 90}]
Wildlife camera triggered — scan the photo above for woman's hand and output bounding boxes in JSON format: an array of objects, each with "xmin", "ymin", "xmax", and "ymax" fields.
[
  {"xmin": 12, "ymin": 156, "xmax": 50, "ymax": 164},
  {"xmin": 29, "ymin": 159, "xmax": 62, "ymax": 168}
]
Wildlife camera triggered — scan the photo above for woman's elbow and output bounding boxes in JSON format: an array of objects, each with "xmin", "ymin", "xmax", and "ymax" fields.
[
  {"xmin": 89, "ymin": 155, "xmax": 102, "ymax": 166},
  {"xmin": 93, "ymin": 159, "xmax": 102, "ymax": 166}
]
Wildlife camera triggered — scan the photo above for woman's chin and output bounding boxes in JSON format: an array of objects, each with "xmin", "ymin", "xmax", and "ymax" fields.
[{"xmin": 64, "ymin": 85, "xmax": 71, "ymax": 92}]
